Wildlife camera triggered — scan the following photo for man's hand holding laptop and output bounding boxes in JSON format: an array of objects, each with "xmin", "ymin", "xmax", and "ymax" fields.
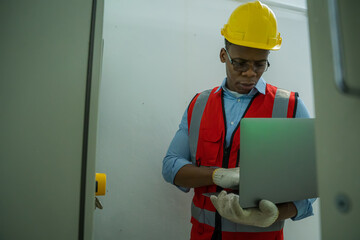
[{"xmin": 210, "ymin": 190, "xmax": 279, "ymax": 228}]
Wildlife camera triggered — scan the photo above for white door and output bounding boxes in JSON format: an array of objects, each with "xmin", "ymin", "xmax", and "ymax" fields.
[{"xmin": 0, "ymin": 0, "xmax": 104, "ymax": 239}]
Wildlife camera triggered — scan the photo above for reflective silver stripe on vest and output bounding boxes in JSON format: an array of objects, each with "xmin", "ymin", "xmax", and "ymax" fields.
[
  {"xmin": 272, "ymin": 88, "xmax": 291, "ymax": 118},
  {"xmin": 189, "ymin": 89, "xmax": 212, "ymax": 165},
  {"xmin": 191, "ymin": 202, "xmax": 284, "ymax": 233}
]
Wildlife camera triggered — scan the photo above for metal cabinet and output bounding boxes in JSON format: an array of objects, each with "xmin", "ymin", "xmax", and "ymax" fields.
[
  {"xmin": 0, "ymin": 0, "xmax": 104, "ymax": 239},
  {"xmin": 307, "ymin": 0, "xmax": 360, "ymax": 239}
]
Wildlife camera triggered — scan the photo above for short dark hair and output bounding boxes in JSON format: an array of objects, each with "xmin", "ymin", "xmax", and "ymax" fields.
[{"xmin": 224, "ymin": 38, "xmax": 233, "ymax": 49}]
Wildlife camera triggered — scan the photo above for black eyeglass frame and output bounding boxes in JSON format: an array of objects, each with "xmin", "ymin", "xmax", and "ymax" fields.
[{"xmin": 224, "ymin": 47, "xmax": 270, "ymax": 73}]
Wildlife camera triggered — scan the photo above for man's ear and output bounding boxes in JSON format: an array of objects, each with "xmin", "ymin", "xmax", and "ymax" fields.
[{"xmin": 220, "ymin": 48, "xmax": 227, "ymax": 63}]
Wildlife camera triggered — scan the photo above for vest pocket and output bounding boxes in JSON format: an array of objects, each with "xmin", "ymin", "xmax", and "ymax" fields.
[{"xmin": 199, "ymin": 129, "xmax": 222, "ymax": 166}]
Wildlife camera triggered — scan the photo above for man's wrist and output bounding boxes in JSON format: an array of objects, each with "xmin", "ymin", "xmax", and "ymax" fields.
[{"xmin": 276, "ymin": 202, "xmax": 297, "ymax": 221}]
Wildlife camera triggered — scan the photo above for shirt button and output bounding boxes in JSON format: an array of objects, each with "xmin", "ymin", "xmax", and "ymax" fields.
[
  {"xmin": 237, "ymin": 99, "xmax": 241, "ymax": 102},
  {"xmin": 231, "ymin": 121, "xmax": 234, "ymax": 125}
]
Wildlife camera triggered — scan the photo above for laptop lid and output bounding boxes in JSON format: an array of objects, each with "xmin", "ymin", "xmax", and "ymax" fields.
[{"xmin": 239, "ymin": 118, "xmax": 318, "ymax": 208}]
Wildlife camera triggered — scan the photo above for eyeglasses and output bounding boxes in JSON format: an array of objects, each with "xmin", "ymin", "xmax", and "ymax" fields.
[{"xmin": 224, "ymin": 48, "xmax": 270, "ymax": 73}]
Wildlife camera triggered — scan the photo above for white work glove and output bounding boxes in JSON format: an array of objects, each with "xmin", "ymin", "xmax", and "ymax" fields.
[
  {"xmin": 210, "ymin": 191, "xmax": 279, "ymax": 228},
  {"xmin": 212, "ymin": 167, "xmax": 240, "ymax": 189}
]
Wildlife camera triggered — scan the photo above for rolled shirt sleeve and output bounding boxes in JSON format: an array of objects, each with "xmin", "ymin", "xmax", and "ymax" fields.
[
  {"xmin": 292, "ymin": 198, "xmax": 317, "ymax": 220},
  {"xmin": 162, "ymin": 109, "xmax": 192, "ymax": 192}
]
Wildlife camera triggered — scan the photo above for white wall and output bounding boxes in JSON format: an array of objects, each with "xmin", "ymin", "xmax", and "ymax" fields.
[{"xmin": 93, "ymin": 0, "xmax": 320, "ymax": 239}]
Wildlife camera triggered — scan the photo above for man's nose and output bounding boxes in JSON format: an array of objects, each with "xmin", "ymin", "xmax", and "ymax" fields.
[{"xmin": 241, "ymin": 63, "xmax": 257, "ymax": 77}]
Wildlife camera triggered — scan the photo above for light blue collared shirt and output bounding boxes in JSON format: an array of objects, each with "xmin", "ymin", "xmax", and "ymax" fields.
[{"xmin": 162, "ymin": 77, "xmax": 316, "ymax": 221}]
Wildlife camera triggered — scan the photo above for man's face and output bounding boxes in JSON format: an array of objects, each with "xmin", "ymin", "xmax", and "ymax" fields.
[{"xmin": 220, "ymin": 45, "xmax": 270, "ymax": 94}]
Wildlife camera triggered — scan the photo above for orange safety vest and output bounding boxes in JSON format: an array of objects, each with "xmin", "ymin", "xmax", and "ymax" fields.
[{"xmin": 187, "ymin": 84, "xmax": 297, "ymax": 240}]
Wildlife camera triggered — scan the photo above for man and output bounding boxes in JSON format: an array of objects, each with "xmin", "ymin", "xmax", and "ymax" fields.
[{"xmin": 162, "ymin": 1, "xmax": 316, "ymax": 239}]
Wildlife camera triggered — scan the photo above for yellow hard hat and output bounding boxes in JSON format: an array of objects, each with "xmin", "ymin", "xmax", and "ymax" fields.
[{"xmin": 221, "ymin": 1, "xmax": 282, "ymax": 50}]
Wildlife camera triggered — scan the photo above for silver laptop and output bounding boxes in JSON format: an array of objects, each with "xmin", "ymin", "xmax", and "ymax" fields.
[{"xmin": 239, "ymin": 118, "xmax": 318, "ymax": 208}]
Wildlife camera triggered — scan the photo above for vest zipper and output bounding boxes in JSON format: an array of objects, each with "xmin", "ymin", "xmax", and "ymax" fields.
[
  {"xmin": 211, "ymin": 91, "xmax": 259, "ymax": 240},
  {"xmin": 222, "ymin": 147, "xmax": 230, "ymax": 168}
]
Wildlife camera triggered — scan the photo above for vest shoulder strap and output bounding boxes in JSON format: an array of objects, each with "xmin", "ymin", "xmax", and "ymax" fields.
[
  {"xmin": 272, "ymin": 88, "xmax": 294, "ymax": 118},
  {"xmin": 189, "ymin": 89, "xmax": 212, "ymax": 165}
]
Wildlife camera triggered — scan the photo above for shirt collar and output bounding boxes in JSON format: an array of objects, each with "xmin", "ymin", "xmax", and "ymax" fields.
[{"xmin": 216, "ymin": 77, "xmax": 267, "ymax": 96}]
